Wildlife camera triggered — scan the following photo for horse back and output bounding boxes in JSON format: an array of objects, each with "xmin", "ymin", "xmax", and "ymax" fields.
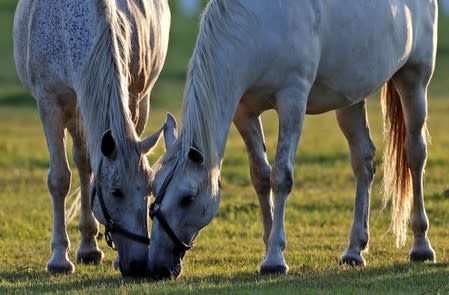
[
  {"xmin": 14, "ymin": 0, "xmax": 99, "ymax": 95},
  {"xmin": 13, "ymin": 0, "xmax": 170, "ymax": 100},
  {"xmin": 315, "ymin": 0, "xmax": 438, "ymax": 102}
]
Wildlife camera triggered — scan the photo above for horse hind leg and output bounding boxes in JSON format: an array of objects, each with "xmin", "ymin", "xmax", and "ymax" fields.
[
  {"xmin": 67, "ymin": 119, "xmax": 104, "ymax": 265},
  {"xmin": 234, "ymin": 104, "xmax": 273, "ymax": 249},
  {"xmin": 336, "ymin": 100, "xmax": 375, "ymax": 266},
  {"xmin": 392, "ymin": 69, "xmax": 435, "ymax": 262},
  {"xmin": 38, "ymin": 96, "xmax": 74, "ymax": 273}
]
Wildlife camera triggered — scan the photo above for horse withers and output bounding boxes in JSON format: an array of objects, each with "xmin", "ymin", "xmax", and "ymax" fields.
[
  {"xmin": 13, "ymin": 0, "xmax": 170, "ymax": 276},
  {"xmin": 148, "ymin": 0, "xmax": 438, "ymax": 279}
]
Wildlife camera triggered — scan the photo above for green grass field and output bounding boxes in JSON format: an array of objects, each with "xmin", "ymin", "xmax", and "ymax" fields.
[{"xmin": 1, "ymin": 1, "xmax": 449, "ymax": 294}]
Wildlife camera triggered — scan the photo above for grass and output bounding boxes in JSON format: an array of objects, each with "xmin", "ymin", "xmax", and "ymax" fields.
[{"xmin": 1, "ymin": 1, "xmax": 449, "ymax": 294}]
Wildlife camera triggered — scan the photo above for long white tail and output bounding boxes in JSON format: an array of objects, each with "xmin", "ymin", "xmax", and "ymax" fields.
[{"xmin": 381, "ymin": 80, "xmax": 412, "ymax": 247}]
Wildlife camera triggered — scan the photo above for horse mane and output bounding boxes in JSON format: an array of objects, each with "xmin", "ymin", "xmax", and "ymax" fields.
[
  {"xmin": 155, "ymin": 0, "xmax": 252, "ymax": 194},
  {"xmin": 78, "ymin": 0, "xmax": 152, "ymax": 176}
]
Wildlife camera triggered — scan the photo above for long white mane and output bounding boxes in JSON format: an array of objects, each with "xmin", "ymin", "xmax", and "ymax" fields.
[
  {"xmin": 155, "ymin": 1, "xmax": 251, "ymax": 193},
  {"xmin": 77, "ymin": 0, "xmax": 153, "ymax": 175}
]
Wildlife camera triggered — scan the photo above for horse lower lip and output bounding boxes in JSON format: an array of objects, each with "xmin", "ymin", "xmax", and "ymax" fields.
[{"xmin": 120, "ymin": 258, "xmax": 150, "ymax": 277}]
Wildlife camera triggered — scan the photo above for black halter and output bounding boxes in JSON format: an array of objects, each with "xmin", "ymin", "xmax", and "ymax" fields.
[
  {"xmin": 149, "ymin": 163, "xmax": 195, "ymax": 253},
  {"xmin": 90, "ymin": 158, "xmax": 150, "ymax": 250}
]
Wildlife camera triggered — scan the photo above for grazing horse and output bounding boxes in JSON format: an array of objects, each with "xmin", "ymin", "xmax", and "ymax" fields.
[
  {"xmin": 148, "ymin": 0, "xmax": 438, "ymax": 279},
  {"xmin": 13, "ymin": 0, "xmax": 170, "ymax": 276}
]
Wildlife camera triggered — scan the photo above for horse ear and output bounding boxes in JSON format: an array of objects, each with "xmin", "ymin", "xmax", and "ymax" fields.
[
  {"xmin": 101, "ymin": 130, "xmax": 116, "ymax": 158},
  {"xmin": 140, "ymin": 125, "xmax": 164, "ymax": 155},
  {"xmin": 164, "ymin": 112, "xmax": 178, "ymax": 150},
  {"xmin": 188, "ymin": 147, "xmax": 204, "ymax": 166}
]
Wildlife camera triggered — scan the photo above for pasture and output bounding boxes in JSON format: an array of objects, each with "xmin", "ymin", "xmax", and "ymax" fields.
[{"xmin": 1, "ymin": 1, "xmax": 449, "ymax": 293}]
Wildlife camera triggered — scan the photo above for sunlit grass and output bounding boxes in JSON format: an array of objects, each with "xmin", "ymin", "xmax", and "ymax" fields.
[{"xmin": 1, "ymin": 1, "xmax": 449, "ymax": 294}]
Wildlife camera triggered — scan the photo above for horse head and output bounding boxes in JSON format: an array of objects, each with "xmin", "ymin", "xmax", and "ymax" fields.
[
  {"xmin": 90, "ymin": 125, "xmax": 164, "ymax": 277},
  {"xmin": 148, "ymin": 114, "xmax": 221, "ymax": 280}
]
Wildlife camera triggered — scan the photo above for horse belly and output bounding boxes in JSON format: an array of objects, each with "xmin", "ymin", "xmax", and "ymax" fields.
[
  {"xmin": 306, "ymin": 83, "xmax": 359, "ymax": 114},
  {"xmin": 312, "ymin": 0, "xmax": 416, "ymax": 109}
]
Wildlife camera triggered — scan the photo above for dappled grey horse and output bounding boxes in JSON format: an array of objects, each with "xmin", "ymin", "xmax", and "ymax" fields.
[
  {"xmin": 148, "ymin": 0, "xmax": 438, "ymax": 279},
  {"xmin": 14, "ymin": 0, "xmax": 170, "ymax": 276}
]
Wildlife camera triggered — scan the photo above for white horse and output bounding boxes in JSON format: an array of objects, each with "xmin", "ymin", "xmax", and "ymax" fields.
[
  {"xmin": 13, "ymin": 0, "xmax": 170, "ymax": 276},
  {"xmin": 148, "ymin": 0, "xmax": 438, "ymax": 279}
]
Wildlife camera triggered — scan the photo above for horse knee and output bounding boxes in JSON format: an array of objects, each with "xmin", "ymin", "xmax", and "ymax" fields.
[
  {"xmin": 271, "ymin": 165, "xmax": 293, "ymax": 194},
  {"xmin": 250, "ymin": 163, "xmax": 271, "ymax": 196},
  {"xmin": 48, "ymin": 167, "xmax": 72, "ymax": 198},
  {"xmin": 405, "ymin": 133, "xmax": 427, "ymax": 170},
  {"xmin": 358, "ymin": 155, "xmax": 376, "ymax": 183},
  {"xmin": 353, "ymin": 143, "xmax": 376, "ymax": 183}
]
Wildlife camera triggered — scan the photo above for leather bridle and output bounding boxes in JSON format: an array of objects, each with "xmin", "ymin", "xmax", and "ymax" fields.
[
  {"xmin": 90, "ymin": 158, "xmax": 150, "ymax": 250},
  {"xmin": 149, "ymin": 161, "xmax": 195, "ymax": 253},
  {"xmin": 91, "ymin": 157, "xmax": 194, "ymax": 253}
]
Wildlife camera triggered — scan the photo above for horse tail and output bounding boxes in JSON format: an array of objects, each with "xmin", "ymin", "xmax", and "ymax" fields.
[
  {"xmin": 65, "ymin": 187, "xmax": 81, "ymax": 224},
  {"xmin": 381, "ymin": 80, "xmax": 412, "ymax": 247}
]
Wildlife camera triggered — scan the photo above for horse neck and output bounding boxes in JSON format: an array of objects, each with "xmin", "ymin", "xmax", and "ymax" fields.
[
  {"xmin": 180, "ymin": 0, "xmax": 259, "ymax": 167},
  {"xmin": 181, "ymin": 57, "xmax": 246, "ymax": 169}
]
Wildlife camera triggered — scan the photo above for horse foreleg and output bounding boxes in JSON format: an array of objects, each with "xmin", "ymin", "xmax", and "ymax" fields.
[
  {"xmin": 234, "ymin": 105, "xmax": 273, "ymax": 248},
  {"xmin": 393, "ymin": 74, "xmax": 435, "ymax": 262},
  {"xmin": 67, "ymin": 121, "xmax": 104, "ymax": 265},
  {"xmin": 38, "ymin": 99, "xmax": 74, "ymax": 273},
  {"xmin": 336, "ymin": 101, "xmax": 375, "ymax": 266},
  {"xmin": 259, "ymin": 88, "xmax": 308, "ymax": 275}
]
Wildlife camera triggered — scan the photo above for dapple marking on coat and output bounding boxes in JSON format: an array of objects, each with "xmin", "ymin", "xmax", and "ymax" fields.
[{"xmin": 14, "ymin": 0, "xmax": 170, "ymax": 276}]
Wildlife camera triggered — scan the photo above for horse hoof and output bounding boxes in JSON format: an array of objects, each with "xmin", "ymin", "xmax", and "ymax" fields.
[
  {"xmin": 339, "ymin": 253, "xmax": 366, "ymax": 267},
  {"xmin": 46, "ymin": 260, "xmax": 75, "ymax": 274},
  {"xmin": 76, "ymin": 248, "xmax": 104, "ymax": 265},
  {"xmin": 259, "ymin": 264, "xmax": 289, "ymax": 275},
  {"xmin": 410, "ymin": 249, "xmax": 435, "ymax": 263}
]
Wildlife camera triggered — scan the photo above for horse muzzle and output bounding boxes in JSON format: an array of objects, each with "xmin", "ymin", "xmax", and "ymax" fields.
[
  {"xmin": 149, "ymin": 261, "xmax": 182, "ymax": 280},
  {"xmin": 120, "ymin": 257, "xmax": 151, "ymax": 277}
]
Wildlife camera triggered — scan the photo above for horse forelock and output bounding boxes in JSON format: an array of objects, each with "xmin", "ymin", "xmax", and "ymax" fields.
[{"xmin": 78, "ymin": 0, "xmax": 153, "ymax": 178}]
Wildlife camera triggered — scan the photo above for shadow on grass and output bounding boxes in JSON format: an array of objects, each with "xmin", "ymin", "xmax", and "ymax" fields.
[
  {"xmin": 2, "ymin": 262, "xmax": 449, "ymax": 294},
  {"xmin": 0, "ymin": 92, "xmax": 35, "ymax": 108},
  {"xmin": 179, "ymin": 263, "xmax": 449, "ymax": 294}
]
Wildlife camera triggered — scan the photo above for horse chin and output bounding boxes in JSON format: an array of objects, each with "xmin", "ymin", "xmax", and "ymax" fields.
[
  {"xmin": 114, "ymin": 236, "xmax": 150, "ymax": 277},
  {"xmin": 148, "ymin": 257, "xmax": 183, "ymax": 280},
  {"xmin": 148, "ymin": 235, "xmax": 184, "ymax": 280}
]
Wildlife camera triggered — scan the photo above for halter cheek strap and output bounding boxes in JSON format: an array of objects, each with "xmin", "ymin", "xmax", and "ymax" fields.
[
  {"xmin": 91, "ymin": 157, "xmax": 195, "ymax": 253},
  {"xmin": 149, "ymin": 202, "xmax": 194, "ymax": 252},
  {"xmin": 149, "ymin": 162, "xmax": 195, "ymax": 253},
  {"xmin": 90, "ymin": 158, "xmax": 150, "ymax": 250}
]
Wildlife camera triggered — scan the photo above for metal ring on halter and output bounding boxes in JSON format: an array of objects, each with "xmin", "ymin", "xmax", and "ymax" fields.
[{"xmin": 90, "ymin": 158, "xmax": 150, "ymax": 250}]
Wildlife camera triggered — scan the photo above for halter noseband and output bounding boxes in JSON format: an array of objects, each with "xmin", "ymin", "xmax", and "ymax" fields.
[
  {"xmin": 149, "ymin": 162, "xmax": 195, "ymax": 253},
  {"xmin": 90, "ymin": 158, "xmax": 150, "ymax": 250}
]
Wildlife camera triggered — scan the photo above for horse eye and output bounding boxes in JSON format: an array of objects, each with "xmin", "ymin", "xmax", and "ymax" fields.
[
  {"xmin": 111, "ymin": 188, "xmax": 124, "ymax": 198},
  {"xmin": 180, "ymin": 195, "xmax": 195, "ymax": 207}
]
